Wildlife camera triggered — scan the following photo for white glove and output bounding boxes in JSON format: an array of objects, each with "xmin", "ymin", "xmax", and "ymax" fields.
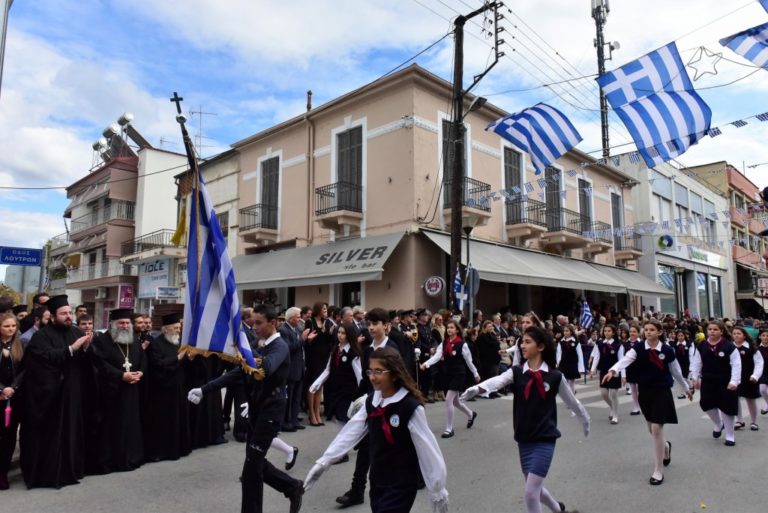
[
  {"xmin": 309, "ymin": 382, "xmax": 320, "ymax": 394},
  {"xmin": 240, "ymin": 402, "xmax": 249, "ymax": 419},
  {"xmin": 583, "ymin": 418, "xmax": 591, "ymax": 438},
  {"xmin": 347, "ymin": 394, "xmax": 367, "ymax": 418},
  {"xmin": 187, "ymin": 388, "xmax": 203, "ymax": 405},
  {"xmin": 460, "ymin": 386, "xmax": 480, "ymax": 402},
  {"xmin": 304, "ymin": 462, "xmax": 326, "ymax": 492},
  {"xmin": 415, "ymin": 348, "xmax": 422, "ymax": 358},
  {"xmin": 432, "ymin": 497, "xmax": 449, "ymax": 513}
]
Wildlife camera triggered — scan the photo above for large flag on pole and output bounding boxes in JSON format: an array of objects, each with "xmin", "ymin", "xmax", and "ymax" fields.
[
  {"xmin": 719, "ymin": 22, "xmax": 768, "ymax": 70},
  {"xmin": 453, "ymin": 266, "xmax": 467, "ymax": 312},
  {"xmin": 171, "ymin": 92, "xmax": 258, "ymax": 373},
  {"xmin": 761, "ymin": 0, "xmax": 768, "ymax": 14},
  {"xmin": 580, "ymin": 298, "xmax": 594, "ymax": 329},
  {"xmin": 486, "ymin": 103, "xmax": 582, "ymax": 175}
]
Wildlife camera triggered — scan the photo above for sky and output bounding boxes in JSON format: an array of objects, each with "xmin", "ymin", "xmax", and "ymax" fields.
[{"xmin": 1, "ymin": 0, "xmax": 767, "ymax": 279}]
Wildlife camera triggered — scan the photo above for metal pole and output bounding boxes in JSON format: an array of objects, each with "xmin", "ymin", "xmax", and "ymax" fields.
[
  {"xmin": 0, "ymin": 0, "xmax": 12, "ymax": 101},
  {"xmin": 466, "ymin": 229, "xmax": 471, "ymax": 318},
  {"xmin": 592, "ymin": 2, "xmax": 610, "ymax": 158},
  {"xmin": 448, "ymin": 16, "xmax": 466, "ymax": 312}
]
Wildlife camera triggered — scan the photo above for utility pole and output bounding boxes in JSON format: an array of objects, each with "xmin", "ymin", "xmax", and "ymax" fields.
[
  {"xmin": 0, "ymin": 0, "xmax": 13, "ymax": 101},
  {"xmin": 447, "ymin": 1, "xmax": 503, "ymax": 311},
  {"xmin": 592, "ymin": 0, "xmax": 611, "ymax": 158}
]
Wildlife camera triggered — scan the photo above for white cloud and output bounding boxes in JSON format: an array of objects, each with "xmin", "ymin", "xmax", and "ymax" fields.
[{"xmin": 0, "ymin": 208, "xmax": 65, "ymax": 248}]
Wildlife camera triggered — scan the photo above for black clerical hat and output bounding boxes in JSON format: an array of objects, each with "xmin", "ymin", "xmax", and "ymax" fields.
[
  {"xmin": 109, "ymin": 308, "xmax": 133, "ymax": 321},
  {"xmin": 161, "ymin": 312, "xmax": 180, "ymax": 326},
  {"xmin": 12, "ymin": 304, "xmax": 28, "ymax": 315},
  {"xmin": 46, "ymin": 295, "xmax": 69, "ymax": 314}
]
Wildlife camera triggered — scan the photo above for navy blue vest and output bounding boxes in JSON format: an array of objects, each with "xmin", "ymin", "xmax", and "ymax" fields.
[
  {"xmin": 596, "ymin": 339, "xmax": 620, "ymax": 374},
  {"xmin": 698, "ymin": 340, "xmax": 736, "ymax": 384},
  {"xmin": 736, "ymin": 344, "xmax": 754, "ymax": 384},
  {"xmin": 631, "ymin": 343, "xmax": 675, "ymax": 388},
  {"xmin": 558, "ymin": 338, "xmax": 579, "ymax": 372},
  {"xmin": 442, "ymin": 340, "xmax": 467, "ymax": 376},
  {"xmin": 511, "ymin": 366, "xmax": 563, "ymax": 443},
  {"xmin": 365, "ymin": 393, "xmax": 420, "ymax": 488}
]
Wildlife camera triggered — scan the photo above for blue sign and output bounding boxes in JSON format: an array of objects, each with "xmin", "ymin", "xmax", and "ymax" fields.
[{"xmin": 0, "ymin": 246, "xmax": 43, "ymax": 266}]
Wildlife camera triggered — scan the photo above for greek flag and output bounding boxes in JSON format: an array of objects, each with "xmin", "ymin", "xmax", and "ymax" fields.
[
  {"xmin": 486, "ymin": 103, "xmax": 583, "ymax": 175},
  {"xmin": 762, "ymin": 0, "xmax": 768, "ymax": 13},
  {"xmin": 596, "ymin": 42, "xmax": 711, "ymax": 168},
  {"xmin": 580, "ymin": 299, "xmax": 594, "ymax": 329},
  {"xmin": 183, "ymin": 159, "xmax": 258, "ymax": 370},
  {"xmin": 453, "ymin": 266, "xmax": 467, "ymax": 312},
  {"xmin": 719, "ymin": 22, "xmax": 768, "ymax": 69}
]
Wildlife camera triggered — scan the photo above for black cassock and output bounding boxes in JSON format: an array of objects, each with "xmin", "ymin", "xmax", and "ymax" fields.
[
  {"xmin": 145, "ymin": 335, "xmax": 191, "ymax": 461},
  {"xmin": 20, "ymin": 324, "xmax": 97, "ymax": 489},
  {"xmin": 183, "ymin": 354, "xmax": 225, "ymax": 448},
  {"xmin": 91, "ymin": 332, "xmax": 146, "ymax": 473}
]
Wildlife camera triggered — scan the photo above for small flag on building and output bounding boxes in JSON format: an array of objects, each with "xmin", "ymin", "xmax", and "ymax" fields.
[{"xmin": 580, "ymin": 298, "xmax": 594, "ymax": 329}]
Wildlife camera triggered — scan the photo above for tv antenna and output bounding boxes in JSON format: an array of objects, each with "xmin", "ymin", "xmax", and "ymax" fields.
[{"xmin": 189, "ymin": 104, "xmax": 217, "ymax": 158}]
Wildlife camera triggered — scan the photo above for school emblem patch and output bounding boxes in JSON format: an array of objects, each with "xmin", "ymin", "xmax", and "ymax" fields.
[
  {"xmin": 718, "ymin": 351, "xmax": 725, "ymax": 357},
  {"xmin": 341, "ymin": 355, "xmax": 348, "ymax": 362},
  {"xmin": 658, "ymin": 353, "xmax": 665, "ymax": 360},
  {"xmin": 389, "ymin": 414, "xmax": 400, "ymax": 428},
  {"xmin": 543, "ymin": 382, "xmax": 551, "ymax": 392}
]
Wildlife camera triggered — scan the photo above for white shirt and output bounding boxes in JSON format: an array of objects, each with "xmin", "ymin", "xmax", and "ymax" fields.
[
  {"xmin": 589, "ymin": 339, "xmax": 625, "ymax": 375},
  {"xmin": 555, "ymin": 337, "xmax": 585, "ymax": 374},
  {"xmin": 258, "ymin": 332, "xmax": 281, "ymax": 348},
  {"xmin": 733, "ymin": 342, "xmax": 764, "ymax": 383},
  {"xmin": 608, "ymin": 341, "xmax": 690, "ymax": 395},
  {"xmin": 314, "ymin": 387, "xmax": 448, "ymax": 503},
  {"xmin": 690, "ymin": 340, "xmax": 741, "ymax": 386},
  {"xmin": 423, "ymin": 340, "xmax": 479, "ymax": 378},
  {"xmin": 310, "ymin": 343, "xmax": 363, "ymax": 390}
]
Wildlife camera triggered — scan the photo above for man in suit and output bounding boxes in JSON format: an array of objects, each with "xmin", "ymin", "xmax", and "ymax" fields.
[{"xmin": 280, "ymin": 307, "xmax": 305, "ymax": 431}]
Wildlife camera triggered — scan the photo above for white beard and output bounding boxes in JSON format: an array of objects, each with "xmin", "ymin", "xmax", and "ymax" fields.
[
  {"xmin": 110, "ymin": 325, "xmax": 134, "ymax": 345},
  {"xmin": 164, "ymin": 332, "xmax": 180, "ymax": 345}
]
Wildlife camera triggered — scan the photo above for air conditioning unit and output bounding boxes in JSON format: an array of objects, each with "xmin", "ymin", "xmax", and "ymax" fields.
[{"xmin": 95, "ymin": 287, "xmax": 108, "ymax": 299}]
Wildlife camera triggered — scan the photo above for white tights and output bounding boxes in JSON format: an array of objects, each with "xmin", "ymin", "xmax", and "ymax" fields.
[
  {"xmin": 445, "ymin": 390, "xmax": 473, "ymax": 432},
  {"xmin": 647, "ymin": 422, "xmax": 667, "ymax": 479},
  {"xmin": 760, "ymin": 384, "xmax": 768, "ymax": 412},
  {"xmin": 705, "ymin": 408, "xmax": 736, "ymax": 442},
  {"xmin": 523, "ymin": 472, "xmax": 562, "ymax": 513},
  {"xmin": 737, "ymin": 398, "xmax": 757, "ymax": 425},
  {"xmin": 270, "ymin": 437, "xmax": 295, "ymax": 462},
  {"xmin": 600, "ymin": 388, "xmax": 619, "ymax": 419},
  {"xmin": 629, "ymin": 383, "xmax": 640, "ymax": 412}
]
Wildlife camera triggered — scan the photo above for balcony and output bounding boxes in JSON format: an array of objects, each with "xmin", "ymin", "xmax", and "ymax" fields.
[
  {"xmin": 614, "ymin": 234, "xmax": 643, "ymax": 262},
  {"xmin": 67, "ymin": 258, "xmax": 137, "ymax": 286},
  {"xmin": 540, "ymin": 207, "xmax": 590, "ymax": 250},
  {"xmin": 239, "ymin": 204, "xmax": 279, "ymax": 245},
  {"xmin": 315, "ymin": 181, "xmax": 363, "ymax": 231},
  {"xmin": 730, "ymin": 206, "xmax": 748, "ymax": 228},
  {"xmin": 120, "ymin": 229, "xmax": 186, "ymax": 264},
  {"xmin": 583, "ymin": 221, "xmax": 613, "ymax": 256},
  {"xmin": 49, "ymin": 232, "xmax": 70, "ymax": 256},
  {"xmin": 70, "ymin": 200, "xmax": 135, "ymax": 235},
  {"xmin": 442, "ymin": 176, "xmax": 492, "ymax": 228},
  {"xmin": 505, "ymin": 198, "xmax": 547, "ymax": 241}
]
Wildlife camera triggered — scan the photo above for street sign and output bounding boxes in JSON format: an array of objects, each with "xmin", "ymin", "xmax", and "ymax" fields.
[
  {"xmin": 0, "ymin": 246, "xmax": 42, "ymax": 266},
  {"xmin": 467, "ymin": 267, "xmax": 480, "ymax": 296}
]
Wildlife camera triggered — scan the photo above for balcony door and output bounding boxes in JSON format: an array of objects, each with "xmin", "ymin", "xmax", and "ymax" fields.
[
  {"xmin": 611, "ymin": 193, "xmax": 623, "ymax": 247},
  {"xmin": 261, "ymin": 156, "xmax": 279, "ymax": 229},
  {"xmin": 545, "ymin": 167, "xmax": 561, "ymax": 230},
  {"xmin": 504, "ymin": 147, "xmax": 523, "ymax": 223},
  {"xmin": 337, "ymin": 126, "xmax": 362, "ymax": 211},
  {"xmin": 578, "ymin": 179, "xmax": 592, "ymax": 234}
]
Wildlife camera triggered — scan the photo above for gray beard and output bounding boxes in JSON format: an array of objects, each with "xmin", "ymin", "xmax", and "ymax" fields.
[
  {"xmin": 164, "ymin": 332, "xmax": 180, "ymax": 345},
  {"xmin": 110, "ymin": 326, "xmax": 134, "ymax": 345}
]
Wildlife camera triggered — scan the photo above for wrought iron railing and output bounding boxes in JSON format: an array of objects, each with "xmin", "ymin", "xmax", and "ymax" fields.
[
  {"xmin": 67, "ymin": 259, "xmax": 136, "ymax": 283},
  {"xmin": 546, "ymin": 206, "xmax": 589, "ymax": 235},
  {"xmin": 315, "ymin": 181, "xmax": 363, "ymax": 216},
  {"xmin": 589, "ymin": 221, "xmax": 613, "ymax": 244},
  {"xmin": 121, "ymin": 229, "xmax": 183, "ymax": 256},
  {"xmin": 239, "ymin": 204, "xmax": 278, "ymax": 231},
  {"xmin": 443, "ymin": 176, "xmax": 492, "ymax": 212},
  {"xmin": 505, "ymin": 197, "xmax": 546, "ymax": 226},
  {"xmin": 70, "ymin": 200, "xmax": 135, "ymax": 233},
  {"xmin": 614, "ymin": 233, "xmax": 642, "ymax": 251}
]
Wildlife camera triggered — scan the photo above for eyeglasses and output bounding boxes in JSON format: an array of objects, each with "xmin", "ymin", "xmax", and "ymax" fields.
[{"xmin": 365, "ymin": 369, "xmax": 390, "ymax": 377}]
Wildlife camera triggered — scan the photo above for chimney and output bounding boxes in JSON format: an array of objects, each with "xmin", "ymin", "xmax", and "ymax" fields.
[{"xmin": 306, "ymin": 90, "xmax": 313, "ymax": 112}]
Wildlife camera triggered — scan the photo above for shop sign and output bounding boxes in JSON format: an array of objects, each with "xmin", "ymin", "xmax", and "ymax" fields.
[
  {"xmin": 118, "ymin": 285, "xmax": 134, "ymax": 308},
  {"xmin": 138, "ymin": 259, "xmax": 170, "ymax": 298},
  {"xmin": 156, "ymin": 286, "xmax": 180, "ymax": 299},
  {"xmin": 423, "ymin": 276, "xmax": 445, "ymax": 297}
]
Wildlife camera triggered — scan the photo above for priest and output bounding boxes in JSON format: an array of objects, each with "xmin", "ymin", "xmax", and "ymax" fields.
[
  {"xmin": 145, "ymin": 312, "xmax": 191, "ymax": 461},
  {"xmin": 20, "ymin": 295, "xmax": 95, "ymax": 489},
  {"xmin": 91, "ymin": 308, "xmax": 146, "ymax": 473}
]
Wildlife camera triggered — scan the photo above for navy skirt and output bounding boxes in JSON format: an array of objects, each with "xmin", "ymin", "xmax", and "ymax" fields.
[
  {"xmin": 518, "ymin": 441, "xmax": 556, "ymax": 477},
  {"xmin": 638, "ymin": 384, "xmax": 678, "ymax": 425}
]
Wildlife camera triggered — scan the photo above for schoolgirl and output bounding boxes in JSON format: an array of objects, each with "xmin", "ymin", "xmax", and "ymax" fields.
[
  {"xmin": 622, "ymin": 324, "xmax": 642, "ymax": 415},
  {"xmin": 601, "ymin": 319, "xmax": 691, "ymax": 485},
  {"xmin": 305, "ymin": 347, "xmax": 449, "ymax": 513},
  {"xmin": 421, "ymin": 319, "xmax": 480, "ymax": 438},
  {"xmin": 758, "ymin": 329, "xmax": 768, "ymax": 415},
  {"xmin": 556, "ymin": 324, "xmax": 584, "ymax": 394},
  {"xmin": 515, "ymin": 312, "xmax": 544, "ymax": 367},
  {"xmin": 309, "ymin": 323, "xmax": 363, "ymax": 425},
  {"xmin": 0, "ymin": 313, "xmax": 24, "ymax": 490},
  {"xmin": 730, "ymin": 327, "xmax": 764, "ymax": 431},
  {"xmin": 690, "ymin": 320, "xmax": 741, "ymax": 446},
  {"xmin": 589, "ymin": 324, "xmax": 624, "ymax": 424},
  {"xmin": 674, "ymin": 330, "xmax": 693, "ymax": 399},
  {"xmin": 462, "ymin": 327, "xmax": 589, "ymax": 513}
]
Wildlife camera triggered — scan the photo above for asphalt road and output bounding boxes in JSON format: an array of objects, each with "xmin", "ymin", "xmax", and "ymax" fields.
[{"xmin": 3, "ymin": 379, "xmax": 765, "ymax": 513}]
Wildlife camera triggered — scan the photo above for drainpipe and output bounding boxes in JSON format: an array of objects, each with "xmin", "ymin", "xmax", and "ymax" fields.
[{"xmin": 305, "ymin": 90, "xmax": 315, "ymax": 245}]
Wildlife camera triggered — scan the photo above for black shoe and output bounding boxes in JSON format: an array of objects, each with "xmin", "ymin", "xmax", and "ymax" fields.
[
  {"xmin": 288, "ymin": 481, "xmax": 304, "ymax": 513},
  {"xmin": 489, "ymin": 392, "xmax": 501, "ymax": 399},
  {"xmin": 441, "ymin": 430, "xmax": 455, "ymax": 438},
  {"xmin": 677, "ymin": 394, "xmax": 686, "ymax": 399},
  {"xmin": 212, "ymin": 435, "xmax": 228, "ymax": 445},
  {"xmin": 286, "ymin": 447, "xmax": 299, "ymax": 471},
  {"xmin": 283, "ymin": 426, "xmax": 298, "ymax": 432},
  {"xmin": 233, "ymin": 432, "xmax": 247, "ymax": 443},
  {"xmin": 761, "ymin": 409, "xmax": 768, "ymax": 415},
  {"xmin": 630, "ymin": 410, "xmax": 641, "ymax": 416},
  {"xmin": 558, "ymin": 501, "xmax": 566, "ymax": 512},
  {"xmin": 467, "ymin": 411, "xmax": 478, "ymax": 429},
  {"xmin": 223, "ymin": 421, "xmax": 231, "ymax": 432},
  {"xmin": 649, "ymin": 475, "xmax": 664, "ymax": 485},
  {"xmin": 663, "ymin": 441, "xmax": 671, "ymax": 467},
  {"xmin": 295, "ymin": 424, "xmax": 306, "ymax": 430},
  {"xmin": 734, "ymin": 421, "xmax": 745, "ymax": 430},
  {"xmin": 336, "ymin": 492, "xmax": 364, "ymax": 507},
  {"xmin": 713, "ymin": 425, "xmax": 724, "ymax": 438},
  {"xmin": 427, "ymin": 398, "xmax": 436, "ymax": 403},
  {"xmin": 724, "ymin": 440, "xmax": 736, "ymax": 446}
]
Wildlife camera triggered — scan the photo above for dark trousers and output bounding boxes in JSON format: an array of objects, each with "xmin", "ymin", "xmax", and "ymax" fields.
[
  {"xmin": 241, "ymin": 418, "xmax": 300, "ymax": 513},
  {"xmin": 284, "ymin": 379, "xmax": 303, "ymax": 427},
  {"xmin": 418, "ymin": 368, "xmax": 432, "ymax": 398},
  {"xmin": 370, "ymin": 484, "xmax": 418, "ymax": 513},
  {"xmin": 0, "ymin": 399, "xmax": 20, "ymax": 475},
  {"xmin": 223, "ymin": 383, "xmax": 248, "ymax": 438},
  {"xmin": 349, "ymin": 434, "xmax": 371, "ymax": 496}
]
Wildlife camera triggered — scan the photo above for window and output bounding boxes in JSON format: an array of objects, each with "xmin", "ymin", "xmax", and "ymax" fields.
[
  {"xmin": 674, "ymin": 183, "xmax": 689, "ymax": 208},
  {"xmin": 658, "ymin": 264, "xmax": 676, "ymax": 313},
  {"xmin": 690, "ymin": 192, "xmax": 703, "ymax": 214},
  {"xmin": 503, "ymin": 147, "xmax": 521, "ymax": 191},
  {"xmin": 261, "ymin": 156, "xmax": 279, "ymax": 228},
  {"xmin": 710, "ymin": 276, "xmax": 722, "ymax": 318},
  {"xmin": 651, "ymin": 171, "xmax": 672, "ymax": 199},
  {"xmin": 611, "ymin": 192, "xmax": 623, "ymax": 246},
  {"xmin": 733, "ymin": 192, "xmax": 745, "ymax": 210},
  {"xmin": 442, "ymin": 119, "xmax": 466, "ymax": 179},
  {"xmin": 579, "ymin": 178, "xmax": 592, "ymax": 229},
  {"xmin": 652, "ymin": 194, "xmax": 672, "ymax": 223},
  {"xmin": 338, "ymin": 127, "xmax": 362, "ymax": 185},
  {"xmin": 216, "ymin": 211, "xmax": 229, "ymax": 239},
  {"xmin": 697, "ymin": 272, "xmax": 709, "ymax": 318},
  {"xmin": 676, "ymin": 205, "xmax": 689, "ymax": 232},
  {"xmin": 545, "ymin": 167, "xmax": 562, "ymax": 230}
]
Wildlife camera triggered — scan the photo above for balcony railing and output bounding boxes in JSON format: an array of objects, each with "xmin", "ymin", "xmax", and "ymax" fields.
[
  {"xmin": 121, "ymin": 229, "xmax": 183, "ymax": 257},
  {"xmin": 443, "ymin": 176, "xmax": 492, "ymax": 212},
  {"xmin": 239, "ymin": 204, "xmax": 278, "ymax": 231},
  {"xmin": 505, "ymin": 197, "xmax": 546, "ymax": 226},
  {"xmin": 49, "ymin": 232, "xmax": 70, "ymax": 251},
  {"xmin": 546, "ymin": 206, "xmax": 589, "ymax": 235},
  {"xmin": 315, "ymin": 181, "xmax": 363, "ymax": 216},
  {"xmin": 589, "ymin": 221, "xmax": 613, "ymax": 244},
  {"xmin": 67, "ymin": 258, "xmax": 136, "ymax": 284},
  {"xmin": 71, "ymin": 200, "xmax": 135, "ymax": 233},
  {"xmin": 614, "ymin": 233, "xmax": 642, "ymax": 251}
]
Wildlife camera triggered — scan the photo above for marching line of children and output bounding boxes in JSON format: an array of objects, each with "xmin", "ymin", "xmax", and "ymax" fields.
[{"xmin": 589, "ymin": 324, "xmax": 624, "ymax": 424}]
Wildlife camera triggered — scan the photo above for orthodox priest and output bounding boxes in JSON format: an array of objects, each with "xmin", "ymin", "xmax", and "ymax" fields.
[
  {"xmin": 145, "ymin": 312, "xmax": 191, "ymax": 461},
  {"xmin": 91, "ymin": 308, "xmax": 146, "ymax": 473},
  {"xmin": 20, "ymin": 295, "xmax": 95, "ymax": 489}
]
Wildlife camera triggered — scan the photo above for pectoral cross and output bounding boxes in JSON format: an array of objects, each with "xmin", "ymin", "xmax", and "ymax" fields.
[{"xmin": 123, "ymin": 358, "xmax": 132, "ymax": 371}]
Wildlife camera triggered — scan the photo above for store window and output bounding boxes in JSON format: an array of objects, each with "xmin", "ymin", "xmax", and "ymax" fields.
[
  {"xmin": 710, "ymin": 275, "xmax": 722, "ymax": 318},
  {"xmin": 697, "ymin": 272, "xmax": 709, "ymax": 318},
  {"xmin": 658, "ymin": 264, "xmax": 676, "ymax": 313}
]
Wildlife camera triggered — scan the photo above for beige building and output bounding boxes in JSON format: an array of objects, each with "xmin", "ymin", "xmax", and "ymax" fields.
[{"xmin": 231, "ymin": 65, "xmax": 669, "ymax": 318}]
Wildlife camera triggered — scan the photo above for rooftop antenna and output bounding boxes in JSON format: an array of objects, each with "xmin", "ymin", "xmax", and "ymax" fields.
[
  {"xmin": 158, "ymin": 136, "xmax": 178, "ymax": 149},
  {"xmin": 189, "ymin": 104, "xmax": 217, "ymax": 158}
]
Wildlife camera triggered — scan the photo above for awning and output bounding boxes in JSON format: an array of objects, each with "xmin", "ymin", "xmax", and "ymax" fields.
[
  {"xmin": 233, "ymin": 232, "xmax": 404, "ymax": 289},
  {"xmin": 743, "ymin": 297, "xmax": 768, "ymax": 311},
  {"xmin": 423, "ymin": 230, "xmax": 673, "ymax": 296},
  {"xmin": 588, "ymin": 263, "xmax": 675, "ymax": 297},
  {"xmin": 736, "ymin": 262, "xmax": 768, "ymax": 278}
]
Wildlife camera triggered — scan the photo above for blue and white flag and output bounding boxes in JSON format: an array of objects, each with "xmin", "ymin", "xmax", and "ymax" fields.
[
  {"xmin": 596, "ymin": 42, "xmax": 711, "ymax": 168},
  {"xmin": 486, "ymin": 103, "xmax": 582, "ymax": 175},
  {"xmin": 183, "ymin": 160, "xmax": 258, "ymax": 371},
  {"xmin": 719, "ymin": 22, "xmax": 768, "ymax": 70},
  {"xmin": 762, "ymin": 0, "xmax": 768, "ymax": 13},
  {"xmin": 580, "ymin": 299, "xmax": 594, "ymax": 329},
  {"xmin": 453, "ymin": 266, "xmax": 467, "ymax": 312}
]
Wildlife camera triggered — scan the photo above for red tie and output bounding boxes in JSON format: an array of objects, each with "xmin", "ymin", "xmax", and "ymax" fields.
[
  {"xmin": 524, "ymin": 370, "xmax": 546, "ymax": 400},
  {"xmin": 334, "ymin": 348, "xmax": 341, "ymax": 367},
  {"xmin": 367, "ymin": 406, "xmax": 394, "ymax": 445},
  {"xmin": 649, "ymin": 349, "xmax": 665, "ymax": 371}
]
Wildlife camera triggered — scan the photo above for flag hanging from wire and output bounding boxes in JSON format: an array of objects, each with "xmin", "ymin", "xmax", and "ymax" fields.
[
  {"xmin": 761, "ymin": 0, "xmax": 768, "ymax": 13},
  {"xmin": 453, "ymin": 266, "xmax": 467, "ymax": 312},
  {"xmin": 485, "ymin": 103, "xmax": 583, "ymax": 175},
  {"xmin": 719, "ymin": 22, "xmax": 768, "ymax": 70},
  {"xmin": 596, "ymin": 42, "xmax": 711, "ymax": 168},
  {"xmin": 580, "ymin": 298, "xmax": 594, "ymax": 329}
]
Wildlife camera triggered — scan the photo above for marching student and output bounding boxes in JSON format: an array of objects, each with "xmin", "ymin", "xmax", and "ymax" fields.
[
  {"xmin": 421, "ymin": 319, "xmax": 480, "ymax": 438},
  {"xmin": 622, "ymin": 324, "xmax": 642, "ymax": 415},
  {"xmin": 462, "ymin": 326, "xmax": 589, "ymax": 513},
  {"xmin": 515, "ymin": 312, "xmax": 544, "ymax": 367},
  {"xmin": 730, "ymin": 327, "xmax": 764, "ymax": 431},
  {"xmin": 601, "ymin": 319, "xmax": 692, "ymax": 485},
  {"xmin": 556, "ymin": 324, "xmax": 584, "ymax": 395},
  {"xmin": 673, "ymin": 330, "xmax": 692, "ymax": 399},
  {"xmin": 758, "ymin": 329, "xmax": 768, "ymax": 415},
  {"xmin": 589, "ymin": 324, "xmax": 624, "ymax": 424},
  {"xmin": 690, "ymin": 320, "xmax": 741, "ymax": 446},
  {"xmin": 304, "ymin": 347, "xmax": 449, "ymax": 513}
]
